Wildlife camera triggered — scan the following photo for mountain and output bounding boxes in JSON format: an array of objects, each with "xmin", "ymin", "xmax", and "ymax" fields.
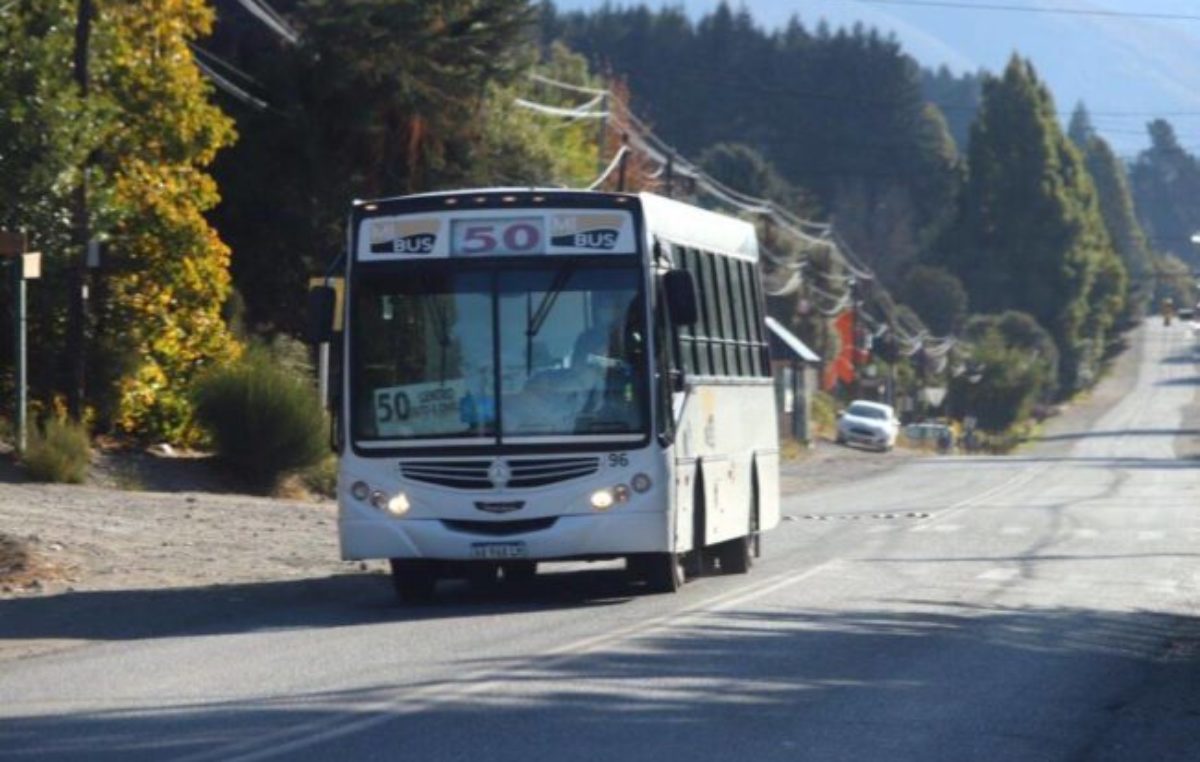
[{"xmin": 548, "ymin": 0, "xmax": 1200, "ymax": 156}]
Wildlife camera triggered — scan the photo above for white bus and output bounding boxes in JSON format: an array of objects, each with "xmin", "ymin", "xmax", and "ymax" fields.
[{"xmin": 308, "ymin": 189, "xmax": 780, "ymax": 601}]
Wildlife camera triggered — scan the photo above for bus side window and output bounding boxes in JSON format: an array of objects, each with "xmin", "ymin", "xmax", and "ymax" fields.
[
  {"xmin": 714, "ymin": 255, "xmax": 737, "ymax": 375},
  {"xmin": 685, "ymin": 248, "xmax": 713, "ymax": 376},
  {"xmin": 734, "ymin": 262, "xmax": 753, "ymax": 379},
  {"xmin": 747, "ymin": 262, "xmax": 769, "ymax": 376},
  {"xmin": 726, "ymin": 257, "xmax": 749, "ymax": 377},
  {"xmin": 676, "ymin": 248, "xmax": 698, "ymax": 375},
  {"xmin": 700, "ymin": 251, "xmax": 726, "ymax": 376}
]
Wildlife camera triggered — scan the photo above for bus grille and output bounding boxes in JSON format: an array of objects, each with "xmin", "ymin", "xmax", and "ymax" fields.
[
  {"xmin": 400, "ymin": 457, "xmax": 601, "ymax": 490},
  {"xmin": 442, "ymin": 518, "xmax": 558, "ymax": 536}
]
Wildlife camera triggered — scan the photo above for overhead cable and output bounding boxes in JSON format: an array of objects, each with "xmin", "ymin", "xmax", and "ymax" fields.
[
  {"xmin": 234, "ymin": 0, "xmax": 299, "ymax": 45},
  {"xmin": 587, "ymin": 145, "xmax": 631, "ymax": 191}
]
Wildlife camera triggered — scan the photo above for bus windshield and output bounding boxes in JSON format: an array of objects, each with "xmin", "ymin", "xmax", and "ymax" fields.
[{"xmin": 352, "ymin": 260, "xmax": 647, "ymax": 444}]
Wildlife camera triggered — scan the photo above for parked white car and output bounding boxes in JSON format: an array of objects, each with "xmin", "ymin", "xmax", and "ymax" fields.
[{"xmin": 836, "ymin": 400, "xmax": 900, "ymax": 452}]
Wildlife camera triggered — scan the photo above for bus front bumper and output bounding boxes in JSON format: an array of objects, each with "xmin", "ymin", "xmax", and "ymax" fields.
[{"xmin": 338, "ymin": 506, "xmax": 670, "ymax": 562}]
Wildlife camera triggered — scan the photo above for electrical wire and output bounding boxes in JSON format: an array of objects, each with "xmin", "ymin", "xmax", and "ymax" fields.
[
  {"xmin": 234, "ymin": 0, "xmax": 299, "ymax": 45},
  {"xmin": 587, "ymin": 145, "xmax": 631, "ymax": 191}
]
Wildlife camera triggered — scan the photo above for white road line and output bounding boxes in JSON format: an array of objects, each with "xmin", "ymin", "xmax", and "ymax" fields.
[
  {"xmin": 1000, "ymin": 526, "xmax": 1029, "ymax": 535},
  {"xmin": 911, "ymin": 523, "xmax": 963, "ymax": 534},
  {"xmin": 178, "ymin": 559, "xmax": 845, "ymax": 762},
  {"xmin": 1074, "ymin": 529, "xmax": 1100, "ymax": 539},
  {"xmin": 976, "ymin": 568, "xmax": 1020, "ymax": 582},
  {"xmin": 1137, "ymin": 530, "xmax": 1165, "ymax": 542}
]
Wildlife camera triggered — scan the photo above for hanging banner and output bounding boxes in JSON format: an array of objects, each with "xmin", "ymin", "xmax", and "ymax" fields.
[{"xmin": 822, "ymin": 310, "xmax": 857, "ymax": 391}]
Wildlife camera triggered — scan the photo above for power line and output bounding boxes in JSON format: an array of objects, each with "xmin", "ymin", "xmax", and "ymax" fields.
[
  {"xmin": 194, "ymin": 56, "xmax": 268, "ymax": 111},
  {"xmin": 831, "ymin": 0, "xmax": 1200, "ymax": 22},
  {"xmin": 231, "ymin": 0, "xmax": 299, "ymax": 45}
]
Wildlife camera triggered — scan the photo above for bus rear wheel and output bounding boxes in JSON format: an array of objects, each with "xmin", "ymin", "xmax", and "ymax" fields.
[
  {"xmin": 390, "ymin": 559, "xmax": 438, "ymax": 604},
  {"xmin": 715, "ymin": 484, "xmax": 758, "ymax": 574}
]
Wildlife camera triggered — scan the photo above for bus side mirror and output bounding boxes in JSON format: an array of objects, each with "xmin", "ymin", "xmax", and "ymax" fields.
[
  {"xmin": 663, "ymin": 270, "xmax": 699, "ymax": 326},
  {"xmin": 305, "ymin": 286, "xmax": 336, "ymax": 344}
]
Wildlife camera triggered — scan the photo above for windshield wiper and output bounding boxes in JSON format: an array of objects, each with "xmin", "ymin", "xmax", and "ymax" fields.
[{"xmin": 525, "ymin": 262, "xmax": 577, "ymax": 374}]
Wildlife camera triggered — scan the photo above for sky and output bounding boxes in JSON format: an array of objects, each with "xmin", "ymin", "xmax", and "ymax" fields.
[{"xmin": 551, "ymin": 0, "xmax": 1200, "ymax": 156}]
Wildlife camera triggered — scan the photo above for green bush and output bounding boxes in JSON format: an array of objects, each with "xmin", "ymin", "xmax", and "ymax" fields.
[
  {"xmin": 194, "ymin": 347, "xmax": 327, "ymax": 493},
  {"xmin": 811, "ymin": 390, "xmax": 839, "ymax": 438},
  {"xmin": 23, "ymin": 419, "xmax": 91, "ymax": 484}
]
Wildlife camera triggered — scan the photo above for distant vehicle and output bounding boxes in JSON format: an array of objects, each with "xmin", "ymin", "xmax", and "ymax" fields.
[
  {"xmin": 904, "ymin": 421, "xmax": 954, "ymax": 452},
  {"xmin": 307, "ymin": 188, "xmax": 780, "ymax": 601},
  {"xmin": 836, "ymin": 400, "xmax": 900, "ymax": 452},
  {"xmin": 1177, "ymin": 307, "xmax": 1194, "ymax": 321}
]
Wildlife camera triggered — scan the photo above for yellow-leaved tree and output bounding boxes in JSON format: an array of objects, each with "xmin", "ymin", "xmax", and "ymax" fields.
[{"xmin": 93, "ymin": 0, "xmax": 240, "ymax": 441}]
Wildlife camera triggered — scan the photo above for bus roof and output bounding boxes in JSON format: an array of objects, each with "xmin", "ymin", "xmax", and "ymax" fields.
[
  {"xmin": 637, "ymin": 192, "xmax": 759, "ymax": 262},
  {"xmin": 352, "ymin": 188, "xmax": 759, "ymax": 262}
]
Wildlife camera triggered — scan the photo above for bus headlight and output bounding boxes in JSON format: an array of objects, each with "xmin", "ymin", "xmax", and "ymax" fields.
[
  {"xmin": 591, "ymin": 485, "xmax": 632, "ymax": 511},
  {"xmin": 631, "ymin": 473, "xmax": 653, "ymax": 493},
  {"xmin": 369, "ymin": 490, "xmax": 388, "ymax": 511},
  {"xmin": 351, "ymin": 481, "xmax": 371, "ymax": 502},
  {"xmin": 386, "ymin": 493, "xmax": 411, "ymax": 516}
]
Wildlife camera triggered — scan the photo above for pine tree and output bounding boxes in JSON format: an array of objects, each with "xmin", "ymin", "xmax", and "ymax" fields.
[
  {"xmin": 1130, "ymin": 119, "xmax": 1200, "ymax": 269},
  {"xmin": 941, "ymin": 56, "xmax": 1121, "ymax": 392},
  {"xmin": 1069, "ymin": 103, "xmax": 1151, "ymax": 320}
]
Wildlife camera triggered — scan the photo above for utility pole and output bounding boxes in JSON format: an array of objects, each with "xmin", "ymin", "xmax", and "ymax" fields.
[
  {"xmin": 66, "ymin": 0, "xmax": 93, "ymax": 421},
  {"xmin": 2, "ymin": 232, "xmax": 42, "ymax": 453}
]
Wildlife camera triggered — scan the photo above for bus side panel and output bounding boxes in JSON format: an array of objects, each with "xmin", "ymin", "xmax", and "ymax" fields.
[
  {"xmin": 754, "ymin": 449, "xmax": 781, "ymax": 533},
  {"xmin": 672, "ymin": 456, "xmax": 698, "ymax": 554}
]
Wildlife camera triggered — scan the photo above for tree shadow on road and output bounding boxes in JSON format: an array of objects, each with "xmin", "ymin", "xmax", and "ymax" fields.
[{"xmin": 5, "ymin": 601, "xmax": 1200, "ymax": 761}]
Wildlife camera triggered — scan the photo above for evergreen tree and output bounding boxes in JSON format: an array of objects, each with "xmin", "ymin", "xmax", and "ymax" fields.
[
  {"xmin": 939, "ymin": 56, "xmax": 1122, "ymax": 393},
  {"xmin": 0, "ymin": 1, "xmax": 102, "ymax": 408},
  {"xmin": 1069, "ymin": 103, "xmax": 1153, "ymax": 318},
  {"xmin": 698, "ymin": 142, "xmax": 811, "ymax": 213},
  {"xmin": 1130, "ymin": 119, "xmax": 1200, "ymax": 269},
  {"xmin": 544, "ymin": 3, "xmax": 963, "ymax": 282},
  {"xmin": 208, "ymin": 0, "xmax": 596, "ymax": 333},
  {"xmin": 899, "ymin": 265, "xmax": 966, "ymax": 336}
]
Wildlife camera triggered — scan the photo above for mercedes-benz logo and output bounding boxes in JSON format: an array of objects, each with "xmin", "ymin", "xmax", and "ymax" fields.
[{"xmin": 487, "ymin": 459, "xmax": 511, "ymax": 489}]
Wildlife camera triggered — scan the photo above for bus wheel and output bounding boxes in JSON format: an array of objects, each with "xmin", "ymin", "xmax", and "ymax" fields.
[
  {"xmin": 643, "ymin": 552, "xmax": 686, "ymax": 593},
  {"xmin": 501, "ymin": 561, "xmax": 537, "ymax": 587},
  {"xmin": 716, "ymin": 484, "xmax": 758, "ymax": 574},
  {"xmin": 390, "ymin": 559, "xmax": 438, "ymax": 604}
]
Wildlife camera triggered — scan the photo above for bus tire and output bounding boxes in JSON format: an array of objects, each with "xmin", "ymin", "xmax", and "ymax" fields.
[
  {"xmin": 716, "ymin": 479, "xmax": 758, "ymax": 574},
  {"xmin": 643, "ymin": 552, "xmax": 685, "ymax": 594},
  {"xmin": 390, "ymin": 559, "xmax": 438, "ymax": 604}
]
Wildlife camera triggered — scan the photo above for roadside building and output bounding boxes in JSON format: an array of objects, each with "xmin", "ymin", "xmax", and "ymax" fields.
[{"xmin": 765, "ymin": 316, "xmax": 821, "ymax": 444}]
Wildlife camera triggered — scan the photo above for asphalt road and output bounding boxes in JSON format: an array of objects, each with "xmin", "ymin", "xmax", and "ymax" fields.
[{"xmin": 2, "ymin": 321, "xmax": 1198, "ymax": 761}]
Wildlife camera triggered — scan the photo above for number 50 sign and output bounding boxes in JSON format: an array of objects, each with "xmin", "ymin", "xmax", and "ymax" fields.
[{"xmin": 451, "ymin": 218, "xmax": 544, "ymax": 256}]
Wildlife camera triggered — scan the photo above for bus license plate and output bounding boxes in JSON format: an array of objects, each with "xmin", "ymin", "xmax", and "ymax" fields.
[{"xmin": 470, "ymin": 542, "xmax": 527, "ymax": 560}]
